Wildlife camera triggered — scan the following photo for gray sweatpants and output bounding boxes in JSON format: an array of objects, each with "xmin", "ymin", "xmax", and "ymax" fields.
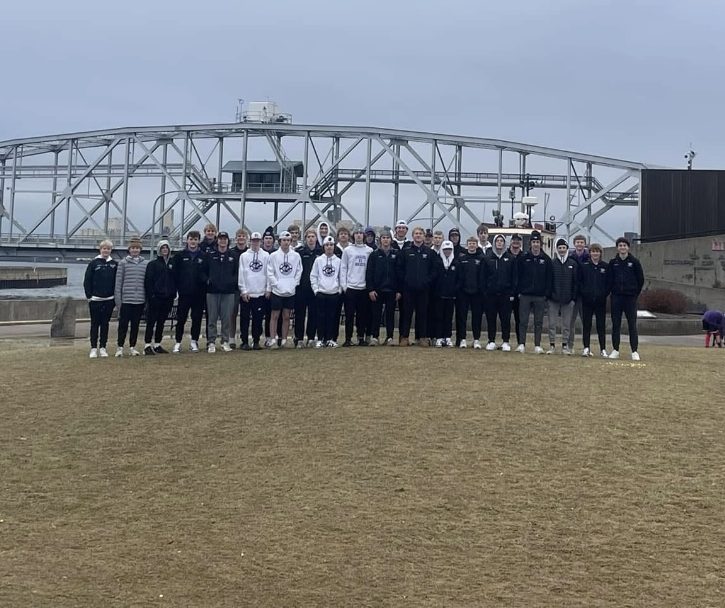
[
  {"xmin": 518, "ymin": 294, "xmax": 547, "ymax": 346},
  {"xmin": 548, "ymin": 300, "xmax": 575, "ymax": 346},
  {"xmin": 207, "ymin": 292, "xmax": 237, "ymax": 344},
  {"xmin": 568, "ymin": 296, "xmax": 582, "ymax": 349}
]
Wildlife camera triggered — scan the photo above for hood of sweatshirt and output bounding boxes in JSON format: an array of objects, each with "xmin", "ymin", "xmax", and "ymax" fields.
[{"xmin": 316, "ymin": 222, "xmax": 331, "ymax": 247}]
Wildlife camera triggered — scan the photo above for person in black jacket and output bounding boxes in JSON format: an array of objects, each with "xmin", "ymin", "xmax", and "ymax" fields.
[
  {"xmin": 547, "ymin": 238, "xmax": 578, "ymax": 354},
  {"xmin": 142, "ymin": 239, "xmax": 176, "ymax": 355},
  {"xmin": 172, "ymin": 230, "xmax": 206, "ymax": 353},
  {"xmin": 516, "ymin": 231, "xmax": 552, "ymax": 354},
  {"xmin": 455, "ymin": 235, "xmax": 485, "ymax": 348},
  {"xmin": 396, "ymin": 226, "xmax": 441, "ymax": 346},
  {"xmin": 507, "ymin": 234, "xmax": 524, "ymax": 347},
  {"xmin": 228, "ymin": 228, "xmax": 249, "ymax": 349},
  {"xmin": 432, "ymin": 241, "xmax": 458, "ymax": 347},
  {"xmin": 200, "ymin": 223, "xmax": 218, "ymax": 255},
  {"xmin": 579, "ymin": 243, "xmax": 609, "ymax": 357},
  {"xmin": 448, "ymin": 227, "xmax": 465, "ymax": 258},
  {"xmin": 201, "ymin": 232, "xmax": 239, "ymax": 352},
  {"xmin": 366, "ymin": 230, "xmax": 400, "ymax": 346},
  {"xmin": 607, "ymin": 236, "xmax": 645, "ymax": 361},
  {"xmin": 294, "ymin": 229, "xmax": 322, "ymax": 347},
  {"xmin": 83, "ymin": 239, "xmax": 118, "ymax": 358},
  {"xmin": 483, "ymin": 234, "xmax": 517, "ymax": 351}
]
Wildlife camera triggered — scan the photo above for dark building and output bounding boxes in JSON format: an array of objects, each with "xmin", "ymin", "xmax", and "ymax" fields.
[{"xmin": 222, "ymin": 160, "xmax": 304, "ymax": 194}]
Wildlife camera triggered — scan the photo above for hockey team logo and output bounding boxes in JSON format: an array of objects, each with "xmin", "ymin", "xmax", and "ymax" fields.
[
  {"xmin": 322, "ymin": 263, "xmax": 335, "ymax": 277},
  {"xmin": 249, "ymin": 259, "xmax": 264, "ymax": 272},
  {"xmin": 279, "ymin": 261, "xmax": 293, "ymax": 275}
]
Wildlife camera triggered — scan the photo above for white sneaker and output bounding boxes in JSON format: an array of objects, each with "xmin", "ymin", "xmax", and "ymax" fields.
[
  {"xmin": 172, "ymin": 342, "xmax": 181, "ymax": 354},
  {"xmin": 631, "ymin": 351, "xmax": 641, "ymax": 361},
  {"xmin": 445, "ymin": 338, "xmax": 453, "ymax": 347},
  {"xmin": 207, "ymin": 343, "xmax": 216, "ymax": 353},
  {"xmin": 221, "ymin": 342, "xmax": 232, "ymax": 352},
  {"xmin": 315, "ymin": 340, "xmax": 323, "ymax": 348},
  {"xmin": 270, "ymin": 340, "xmax": 279, "ymax": 350},
  {"xmin": 264, "ymin": 337, "xmax": 273, "ymax": 348},
  {"xmin": 516, "ymin": 344, "xmax": 525, "ymax": 353},
  {"xmin": 581, "ymin": 347, "xmax": 591, "ymax": 357},
  {"xmin": 129, "ymin": 347, "xmax": 141, "ymax": 356},
  {"xmin": 327, "ymin": 340, "xmax": 339, "ymax": 348},
  {"xmin": 369, "ymin": 337, "xmax": 379, "ymax": 346},
  {"xmin": 546, "ymin": 346, "xmax": 556, "ymax": 354},
  {"xmin": 485, "ymin": 341, "xmax": 496, "ymax": 351},
  {"xmin": 115, "ymin": 348, "xmax": 124, "ymax": 358},
  {"xmin": 435, "ymin": 338, "xmax": 443, "ymax": 348},
  {"xmin": 600, "ymin": 349, "xmax": 608, "ymax": 358},
  {"xmin": 190, "ymin": 340, "xmax": 199, "ymax": 353},
  {"xmin": 534, "ymin": 346, "xmax": 544, "ymax": 355},
  {"xmin": 608, "ymin": 349, "xmax": 620, "ymax": 359},
  {"xmin": 89, "ymin": 348, "xmax": 98, "ymax": 359},
  {"xmin": 296, "ymin": 342, "xmax": 305, "ymax": 349},
  {"xmin": 460, "ymin": 339, "xmax": 468, "ymax": 349},
  {"xmin": 99, "ymin": 347, "xmax": 109, "ymax": 358},
  {"xmin": 383, "ymin": 337, "xmax": 394, "ymax": 346},
  {"xmin": 562, "ymin": 346, "xmax": 572, "ymax": 356},
  {"xmin": 501, "ymin": 342, "xmax": 511, "ymax": 352}
]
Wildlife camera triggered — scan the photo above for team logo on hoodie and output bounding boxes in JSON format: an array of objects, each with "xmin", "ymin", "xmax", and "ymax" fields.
[
  {"xmin": 279, "ymin": 259, "xmax": 293, "ymax": 275},
  {"xmin": 249, "ymin": 258, "xmax": 264, "ymax": 272},
  {"xmin": 322, "ymin": 261, "xmax": 336, "ymax": 277}
]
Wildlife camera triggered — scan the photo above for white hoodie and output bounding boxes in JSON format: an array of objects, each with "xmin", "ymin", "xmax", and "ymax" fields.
[
  {"xmin": 316, "ymin": 222, "xmax": 331, "ymax": 247},
  {"xmin": 340, "ymin": 243, "xmax": 372, "ymax": 291},
  {"xmin": 310, "ymin": 253, "xmax": 342, "ymax": 295},
  {"xmin": 238, "ymin": 248, "xmax": 270, "ymax": 297},
  {"xmin": 267, "ymin": 247, "xmax": 303, "ymax": 296}
]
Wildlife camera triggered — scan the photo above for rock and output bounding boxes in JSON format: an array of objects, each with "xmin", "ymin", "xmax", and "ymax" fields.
[{"xmin": 50, "ymin": 297, "xmax": 77, "ymax": 338}]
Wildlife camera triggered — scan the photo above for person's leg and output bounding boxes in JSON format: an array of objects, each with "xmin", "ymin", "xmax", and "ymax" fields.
[
  {"xmin": 117, "ymin": 303, "xmax": 130, "ymax": 347},
  {"xmin": 358, "ymin": 289, "xmax": 371, "ymax": 339},
  {"xmin": 281, "ymin": 306, "xmax": 291, "ymax": 341},
  {"xmin": 383, "ymin": 292, "xmax": 396, "ymax": 340},
  {"xmin": 354, "ymin": 289, "xmax": 367, "ymax": 340},
  {"xmin": 532, "ymin": 296, "xmax": 546, "ymax": 347},
  {"xmin": 370, "ymin": 295, "xmax": 382, "ymax": 339},
  {"xmin": 206, "ymin": 294, "xmax": 220, "ymax": 344},
  {"xmin": 89, "ymin": 301, "xmax": 101, "ymax": 349},
  {"xmin": 568, "ymin": 297, "xmax": 582, "ymax": 350},
  {"xmin": 610, "ymin": 295, "xmax": 623, "ymax": 352},
  {"xmin": 306, "ymin": 287, "xmax": 318, "ymax": 341},
  {"xmin": 443, "ymin": 299, "xmax": 454, "ymax": 340},
  {"xmin": 472, "ymin": 295, "xmax": 483, "ymax": 342},
  {"xmin": 322, "ymin": 294, "xmax": 336, "ymax": 342},
  {"xmin": 190, "ymin": 293, "xmax": 205, "ymax": 342},
  {"xmin": 415, "ymin": 289, "xmax": 429, "ymax": 341},
  {"xmin": 560, "ymin": 301, "xmax": 575, "ymax": 348},
  {"xmin": 251, "ymin": 297, "xmax": 264, "ymax": 345},
  {"xmin": 294, "ymin": 289, "xmax": 307, "ymax": 343},
  {"xmin": 144, "ymin": 298, "xmax": 159, "ymax": 345},
  {"xmin": 518, "ymin": 295, "xmax": 531, "ymax": 346},
  {"xmin": 343, "ymin": 289, "xmax": 356, "ymax": 342},
  {"xmin": 99, "ymin": 301, "xmax": 115, "ymax": 349},
  {"xmin": 220, "ymin": 294, "xmax": 235, "ymax": 343},
  {"xmin": 581, "ymin": 300, "xmax": 594, "ymax": 350},
  {"xmin": 239, "ymin": 298, "xmax": 250, "ymax": 345},
  {"xmin": 625, "ymin": 295, "xmax": 639, "ymax": 352},
  {"xmin": 455, "ymin": 292, "xmax": 469, "ymax": 346},
  {"xmin": 229, "ymin": 290, "xmax": 239, "ymax": 345},
  {"xmin": 547, "ymin": 300, "xmax": 559, "ymax": 347},
  {"xmin": 264, "ymin": 298, "xmax": 272, "ymax": 340},
  {"xmin": 128, "ymin": 303, "xmax": 145, "ymax": 348},
  {"xmin": 154, "ymin": 297, "xmax": 174, "ymax": 344},
  {"xmin": 595, "ymin": 299, "xmax": 607, "ymax": 352},
  {"xmin": 485, "ymin": 295, "xmax": 498, "ymax": 343},
  {"xmin": 512, "ymin": 295, "xmax": 521, "ymax": 344},
  {"xmin": 400, "ymin": 289, "xmax": 414, "ymax": 340},
  {"xmin": 174, "ymin": 295, "xmax": 191, "ymax": 343},
  {"xmin": 499, "ymin": 294, "xmax": 512, "ymax": 343}
]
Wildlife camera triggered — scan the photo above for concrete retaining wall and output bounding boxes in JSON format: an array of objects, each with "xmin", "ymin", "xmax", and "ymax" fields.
[{"xmin": 0, "ymin": 299, "xmax": 88, "ymax": 323}]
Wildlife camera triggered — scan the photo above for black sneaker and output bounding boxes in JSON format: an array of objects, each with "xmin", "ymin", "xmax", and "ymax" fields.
[
  {"xmin": 252, "ymin": 342, "xmax": 262, "ymax": 351},
  {"xmin": 342, "ymin": 340, "xmax": 353, "ymax": 347},
  {"xmin": 358, "ymin": 338, "xmax": 368, "ymax": 347},
  {"xmin": 143, "ymin": 345, "xmax": 156, "ymax": 356},
  {"xmin": 241, "ymin": 343, "xmax": 251, "ymax": 351},
  {"xmin": 153, "ymin": 345, "xmax": 168, "ymax": 354},
  {"xmin": 229, "ymin": 343, "xmax": 237, "ymax": 350}
]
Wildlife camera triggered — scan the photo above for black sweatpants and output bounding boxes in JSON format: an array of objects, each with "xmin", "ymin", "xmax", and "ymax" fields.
[
  {"xmin": 316, "ymin": 293, "xmax": 340, "ymax": 342},
  {"xmin": 294, "ymin": 286, "xmax": 317, "ymax": 342},
  {"xmin": 89, "ymin": 300, "xmax": 115, "ymax": 348},
  {"xmin": 611, "ymin": 294, "xmax": 639, "ymax": 352},
  {"xmin": 370, "ymin": 291, "xmax": 396, "ymax": 340},
  {"xmin": 456, "ymin": 291, "xmax": 483, "ymax": 344},
  {"xmin": 144, "ymin": 296, "xmax": 175, "ymax": 344},
  {"xmin": 401, "ymin": 287, "xmax": 429, "ymax": 340},
  {"xmin": 485, "ymin": 293, "xmax": 512, "ymax": 343},
  {"xmin": 512, "ymin": 294, "xmax": 521, "ymax": 344},
  {"xmin": 582, "ymin": 298, "xmax": 607, "ymax": 351},
  {"xmin": 117, "ymin": 303, "xmax": 144, "ymax": 348},
  {"xmin": 175, "ymin": 292, "xmax": 205, "ymax": 343},
  {"xmin": 434, "ymin": 297, "xmax": 455, "ymax": 339},
  {"xmin": 240, "ymin": 295, "xmax": 265, "ymax": 345},
  {"xmin": 344, "ymin": 288, "xmax": 369, "ymax": 341}
]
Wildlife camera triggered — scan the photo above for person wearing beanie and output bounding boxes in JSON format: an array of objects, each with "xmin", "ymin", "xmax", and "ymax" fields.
[
  {"xmin": 262, "ymin": 226, "xmax": 277, "ymax": 253},
  {"xmin": 392, "ymin": 220, "xmax": 410, "ymax": 251},
  {"xmin": 142, "ymin": 239, "xmax": 177, "ymax": 355},
  {"xmin": 172, "ymin": 230, "xmax": 206, "ymax": 353},
  {"xmin": 516, "ymin": 230, "xmax": 552, "ymax": 354},
  {"xmin": 507, "ymin": 233, "xmax": 524, "ymax": 348},
  {"xmin": 364, "ymin": 226, "xmax": 378, "ymax": 250},
  {"xmin": 114, "ymin": 237, "xmax": 148, "ymax": 357},
  {"xmin": 83, "ymin": 239, "xmax": 118, "ymax": 358},
  {"xmin": 547, "ymin": 238, "xmax": 578, "ymax": 354},
  {"xmin": 238, "ymin": 232, "xmax": 270, "ymax": 350},
  {"xmin": 294, "ymin": 228, "xmax": 322, "ymax": 348},
  {"xmin": 432, "ymin": 241, "xmax": 458, "ymax": 347},
  {"xmin": 200, "ymin": 223, "xmax": 218, "ymax": 255},
  {"xmin": 606, "ymin": 236, "xmax": 645, "ymax": 361},
  {"xmin": 424, "ymin": 228, "xmax": 434, "ymax": 248},
  {"xmin": 455, "ymin": 235, "xmax": 485, "ymax": 349},
  {"xmin": 482, "ymin": 234, "xmax": 517, "ymax": 351},
  {"xmin": 340, "ymin": 226, "xmax": 374, "ymax": 346},
  {"xmin": 448, "ymin": 227, "xmax": 464, "ymax": 258},
  {"xmin": 266, "ymin": 231, "xmax": 303, "ymax": 348},
  {"xmin": 578, "ymin": 243, "xmax": 609, "ymax": 357},
  {"xmin": 201, "ymin": 232, "xmax": 239, "ymax": 352},
  {"xmin": 310, "ymin": 236, "xmax": 343, "ymax": 347},
  {"xmin": 366, "ymin": 229, "xmax": 400, "ymax": 346}
]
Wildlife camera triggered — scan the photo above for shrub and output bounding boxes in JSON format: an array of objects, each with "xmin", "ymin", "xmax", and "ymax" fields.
[{"xmin": 638, "ymin": 288, "xmax": 688, "ymax": 314}]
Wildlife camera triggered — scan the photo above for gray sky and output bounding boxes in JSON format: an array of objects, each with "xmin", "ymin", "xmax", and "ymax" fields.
[{"xmin": 1, "ymin": 0, "xmax": 723, "ymax": 237}]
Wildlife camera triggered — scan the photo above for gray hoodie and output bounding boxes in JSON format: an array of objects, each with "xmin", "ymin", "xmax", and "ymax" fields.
[{"xmin": 115, "ymin": 255, "xmax": 148, "ymax": 306}]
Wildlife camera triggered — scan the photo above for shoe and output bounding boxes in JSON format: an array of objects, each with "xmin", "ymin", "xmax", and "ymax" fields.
[
  {"xmin": 399, "ymin": 337, "xmax": 409, "ymax": 347},
  {"xmin": 546, "ymin": 346, "xmax": 556, "ymax": 354},
  {"xmin": 631, "ymin": 351, "xmax": 641, "ymax": 361},
  {"xmin": 144, "ymin": 345, "xmax": 156, "ymax": 356},
  {"xmin": 221, "ymin": 342, "xmax": 232, "ymax": 353},
  {"xmin": 89, "ymin": 348, "xmax": 98, "ymax": 359},
  {"xmin": 190, "ymin": 340, "xmax": 200, "ymax": 353},
  {"xmin": 562, "ymin": 346, "xmax": 572, "ymax": 356},
  {"xmin": 327, "ymin": 340, "xmax": 339, "ymax": 348},
  {"xmin": 284, "ymin": 339, "xmax": 294, "ymax": 349},
  {"xmin": 241, "ymin": 343, "xmax": 251, "ymax": 351},
  {"xmin": 315, "ymin": 340, "xmax": 323, "ymax": 348},
  {"xmin": 252, "ymin": 342, "xmax": 262, "ymax": 351},
  {"xmin": 229, "ymin": 342, "xmax": 237, "ymax": 350},
  {"xmin": 264, "ymin": 337, "xmax": 273, "ymax": 348},
  {"xmin": 115, "ymin": 348, "xmax": 124, "ymax": 358},
  {"xmin": 129, "ymin": 347, "xmax": 141, "ymax": 356},
  {"xmin": 296, "ymin": 342, "xmax": 305, "ymax": 349},
  {"xmin": 485, "ymin": 341, "xmax": 496, "ymax": 351},
  {"xmin": 581, "ymin": 347, "xmax": 591, "ymax": 357},
  {"xmin": 384, "ymin": 337, "xmax": 394, "ymax": 346},
  {"xmin": 608, "ymin": 349, "xmax": 620, "ymax": 359},
  {"xmin": 342, "ymin": 340, "xmax": 353, "ymax": 347},
  {"xmin": 207, "ymin": 343, "xmax": 216, "ymax": 353},
  {"xmin": 369, "ymin": 337, "xmax": 379, "ymax": 346},
  {"xmin": 99, "ymin": 347, "xmax": 109, "ymax": 358},
  {"xmin": 435, "ymin": 338, "xmax": 443, "ymax": 348},
  {"xmin": 516, "ymin": 344, "xmax": 525, "ymax": 353},
  {"xmin": 172, "ymin": 342, "xmax": 182, "ymax": 353},
  {"xmin": 534, "ymin": 346, "xmax": 544, "ymax": 355},
  {"xmin": 418, "ymin": 339, "xmax": 430, "ymax": 348},
  {"xmin": 269, "ymin": 341, "xmax": 279, "ymax": 350},
  {"xmin": 358, "ymin": 338, "xmax": 368, "ymax": 347},
  {"xmin": 445, "ymin": 338, "xmax": 453, "ymax": 347},
  {"xmin": 501, "ymin": 342, "xmax": 511, "ymax": 352},
  {"xmin": 475, "ymin": 340, "xmax": 484, "ymax": 350},
  {"xmin": 600, "ymin": 349, "xmax": 608, "ymax": 358},
  {"xmin": 154, "ymin": 345, "xmax": 169, "ymax": 354},
  {"xmin": 460, "ymin": 339, "xmax": 468, "ymax": 349}
]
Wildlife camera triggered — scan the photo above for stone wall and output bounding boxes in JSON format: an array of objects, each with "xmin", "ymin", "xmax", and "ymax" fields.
[{"xmin": 0, "ymin": 299, "xmax": 88, "ymax": 323}]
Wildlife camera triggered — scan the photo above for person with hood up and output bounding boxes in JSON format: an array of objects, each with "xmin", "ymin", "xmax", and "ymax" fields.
[
  {"xmin": 142, "ymin": 239, "xmax": 176, "ymax": 355},
  {"xmin": 482, "ymin": 234, "xmax": 517, "ymax": 351},
  {"xmin": 172, "ymin": 230, "xmax": 206, "ymax": 353},
  {"xmin": 455, "ymin": 235, "xmax": 485, "ymax": 349},
  {"xmin": 294, "ymin": 228, "xmax": 322, "ymax": 348},
  {"xmin": 310, "ymin": 236, "xmax": 343, "ymax": 347},
  {"xmin": 432, "ymin": 241, "xmax": 458, "ymax": 347},
  {"xmin": 266, "ymin": 231, "xmax": 303, "ymax": 348},
  {"xmin": 448, "ymin": 227, "xmax": 465, "ymax": 258},
  {"xmin": 392, "ymin": 219, "xmax": 410, "ymax": 250},
  {"xmin": 702, "ymin": 310, "xmax": 725, "ymax": 348},
  {"xmin": 340, "ymin": 226, "xmax": 374, "ymax": 346},
  {"xmin": 238, "ymin": 232, "xmax": 270, "ymax": 350},
  {"xmin": 366, "ymin": 229, "xmax": 400, "ymax": 346},
  {"xmin": 114, "ymin": 237, "xmax": 148, "ymax": 357},
  {"xmin": 364, "ymin": 226, "xmax": 378, "ymax": 250},
  {"xmin": 201, "ymin": 232, "xmax": 239, "ymax": 352},
  {"xmin": 83, "ymin": 239, "xmax": 118, "ymax": 358},
  {"xmin": 547, "ymin": 238, "xmax": 578, "ymax": 355},
  {"xmin": 316, "ymin": 221, "xmax": 331, "ymax": 248}
]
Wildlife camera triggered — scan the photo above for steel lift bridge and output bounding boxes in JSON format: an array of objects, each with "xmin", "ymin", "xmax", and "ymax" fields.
[{"xmin": 0, "ymin": 121, "xmax": 646, "ymax": 257}]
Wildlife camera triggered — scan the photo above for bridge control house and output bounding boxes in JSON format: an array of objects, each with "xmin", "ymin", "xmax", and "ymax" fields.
[{"xmin": 222, "ymin": 161, "xmax": 304, "ymax": 194}]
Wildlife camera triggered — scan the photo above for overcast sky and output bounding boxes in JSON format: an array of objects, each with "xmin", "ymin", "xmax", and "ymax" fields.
[{"xmin": 1, "ymin": 0, "xmax": 723, "ymax": 238}]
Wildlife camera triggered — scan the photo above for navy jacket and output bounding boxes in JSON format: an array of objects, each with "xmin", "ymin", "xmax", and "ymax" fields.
[
  {"xmin": 482, "ymin": 249, "xmax": 517, "ymax": 296},
  {"xmin": 366, "ymin": 247, "xmax": 400, "ymax": 293},
  {"xmin": 607, "ymin": 254, "xmax": 644, "ymax": 297}
]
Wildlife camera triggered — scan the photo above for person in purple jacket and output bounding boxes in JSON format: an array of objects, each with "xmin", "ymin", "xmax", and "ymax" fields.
[{"xmin": 702, "ymin": 310, "xmax": 724, "ymax": 347}]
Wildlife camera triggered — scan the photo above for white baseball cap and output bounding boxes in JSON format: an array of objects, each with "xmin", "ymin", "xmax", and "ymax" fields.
[
  {"xmin": 442, "ymin": 240, "xmax": 454, "ymax": 250},
  {"xmin": 250, "ymin": 231, "xmax": 262, "ymax": 240},
  {"xmin": 279, "ymin": 231, "xmax": 291, "ymax": 239},
  {"xmin": 395, "ymin": 220, "xmax": 408, "ymax": 228}
]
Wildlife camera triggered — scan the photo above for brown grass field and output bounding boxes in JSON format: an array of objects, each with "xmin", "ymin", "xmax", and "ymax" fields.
[{"xmin": 1, "ymin": 339, "xmax": 724, "ymax": 607}]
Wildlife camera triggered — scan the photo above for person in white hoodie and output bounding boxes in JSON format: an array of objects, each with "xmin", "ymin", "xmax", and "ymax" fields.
[
  {"xmin": 266, "ymin": 231, "xmax": 303, "ymax": 348},
  {"xmin": 340, "ymin": 226, "xmax": 373, "ymax": 346},
  {"xmin": 238, "ymin": 232, "xmax": 270, "ymax": 350},
  {"xmin": 316, "ymin": 221, "xmax": 331, "ymax": 248},
  {"xmin": 310, "ymin": 236, "xmax": 342, "ymax": 347}
]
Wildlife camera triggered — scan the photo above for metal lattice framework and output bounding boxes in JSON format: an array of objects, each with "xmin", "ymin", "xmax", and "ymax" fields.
[{"xmin": 0, "ymin": 123, "xmax": 647, "ymax": 253}]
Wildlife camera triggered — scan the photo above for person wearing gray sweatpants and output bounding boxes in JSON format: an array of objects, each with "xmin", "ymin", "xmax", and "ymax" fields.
[
  {"xmin": 515, "ymin": 230, "xmax": 552, "ymax": 354},
  {"xmin": 547, "ymin": 238, "xmax": 578, "ymax": 354},
  {"xmin": 201, "ymin": 232, "xmax": 239, "ymax": 352}
]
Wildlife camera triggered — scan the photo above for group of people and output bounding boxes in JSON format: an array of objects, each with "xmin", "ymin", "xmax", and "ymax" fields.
[{"xmin": 83, "ymin": 220, "xmax": 645, "ymax": 361}]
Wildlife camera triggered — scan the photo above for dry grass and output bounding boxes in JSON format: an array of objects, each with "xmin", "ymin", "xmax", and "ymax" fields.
[{"xmin": 1, "ymin": 340, "xmax": 724, "ymax": 607}]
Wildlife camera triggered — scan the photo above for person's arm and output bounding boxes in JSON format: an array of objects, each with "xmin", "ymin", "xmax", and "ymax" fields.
[
  {"xmin": 266, "ymin": 253, "xmax": 277, "ymax": 292},
  {"xmin": 238, "ymin": 254, "xmax": 247, "ymax": 295},
  {"xmin": 114, "ymin": 260, "xmax": 125, "ymax": 308},
  {"xmin": 144, "ymin": 261, "xmax": 155, "ymax": 300},
  {"xmin": 310, "ymin": 258, "xmax": 320, "ymax": 295},
  {"xmin": 83, "ymin": 261, "xmax": 94, "ymax": 300},
  {"xmin": 635, "ymin": 257, "xmax": 645, "ymax": 294},
  {"xmin": 339, "ymin": 249, "xmax": 349, "ymax": 292}
]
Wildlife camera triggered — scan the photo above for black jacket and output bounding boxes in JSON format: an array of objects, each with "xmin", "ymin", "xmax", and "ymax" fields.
[
  {"xmin": 230, "ymin": 245, "xmax": 248, "ymax": 262},
  {"xmin": 434, "ymin": 258, "xmax": 458, "ymax": 299},
  {"xmin": 199, "ymin": 238, "xmax": 217, "ymax": 255},
  {"xmin": 482, "ymin": 249, "xmax": 517, "ymax": 296},
  {"xmin": 397, "ymin": 243, "xmax": 440, "ymax": 290},
  {"xmin": 145, "ymin": 255, "xmax": 177, "ymax": 300},
  {"xmin": 607, "ymin": 254, "xmax": 644, "ymax": 297},
  {"xmin": 201, "ymin": 249, "xmax": 239, "ymax": 294},
  {"xmin": 550, "ymin": 255, "xmax": 578, "ymax": 304},
  {"xmin": 83, "ymin": 257, "xmax": 118, "ymax": 299},
  {"xmin": 517, "ymin": 251, "xmax": 552, "ymax": 297},
  {"xmin": 366, "ymin": 247, "xmax": 400, "ymax": 293},
  {"xmin": 296, "ymin": 243, "xmax": 322, "ymax": 290},
  {"xmin": 456, "ymin": 250, "xmax": 485, "ymax": 295},
  {"xmin": 579, "ymin": 260, "xmax": 609, "ymax": 303},
  {"xmin": 173, "ymin": 249, "xmax": 206, "ymax": 296}
]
